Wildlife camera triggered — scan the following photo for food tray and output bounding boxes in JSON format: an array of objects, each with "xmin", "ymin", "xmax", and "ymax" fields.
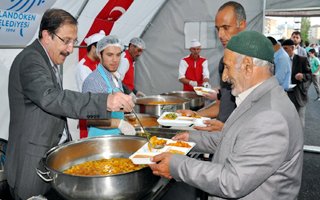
[
  {"xmin": 193, "ymin": 87, "xmax": 216, "ymax": 96},
  {"xmin": 157, "ymin": 112, "xmax": 210, "ymax": 127},
  {"xmin": 130, "ymin": 138, "xmax": 195, "ymax": 164},
  {"xmin": 157, "ymin": 112, "xmax": 194, "ymax": 127}
]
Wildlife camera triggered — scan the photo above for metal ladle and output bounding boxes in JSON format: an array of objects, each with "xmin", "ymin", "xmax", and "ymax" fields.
[{"xmin": 131, "ymin": 109, "xmax": 164, "ymax": 149}]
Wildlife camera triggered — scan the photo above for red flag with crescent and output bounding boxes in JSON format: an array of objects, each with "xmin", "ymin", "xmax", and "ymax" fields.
[{"xmin": 78, "ymin": 0, "xmax": 134, "ymax": 59}]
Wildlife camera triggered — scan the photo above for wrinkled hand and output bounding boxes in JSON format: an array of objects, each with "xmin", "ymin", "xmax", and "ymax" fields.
[
  {"xmin": 295, "ymin": 73, "xmax": 303, "ymax": 81},
  {"xmin": 149, "ymin": 152, "xmax": 173, "ymax": 179},
  {"xmin": 107, "ymin": 92, "xmax": 134, "ymax": 112},
  {"xmin": 176, "ymin": 109, "xmax": 198, "ymax": 117},
  {"xmin": 172, "ymin": 132, "xmax": 190, "ymax": 141},
  {"xmin": 202, "ymin": 82, "xmax": 211, "ymax": 88},
  {"xmin": 118, "ymin": 120, "xmax": 136, "ymax": 135},
  {"xmin": 194, "ymin": 119, "xmax": 224, "ymax": 132},
  {"xmin": 189, "ymin": 80, "xmax": 198, "ymax": 87},
  {"xmin": 136, "ymin": 91, "xmax": 146, "ymax": 97},
  {"xmin": 202, "ymin": 88, "xmax": 218, "ymax": 100}
]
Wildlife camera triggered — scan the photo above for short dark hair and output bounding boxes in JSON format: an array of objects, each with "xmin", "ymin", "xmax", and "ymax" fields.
[
  {"xmin": 277, "ymin": 39, "xmax": 284, "ymax": 44},
  {"xmin": 309, "ymin": 48, "xmax": 316, "ymax": 54},
  {"xmin": 39, "ymin": 8, "xmax": 77, "ymax": 39},
  {"xmin": 86, "ymin": 42, "xmax": 97, "ymax": 53},
  {"xmin": 282, "ymin": 39, "xmax": 294, "ymax": 46},
  {"xmin": 291, "ymin": 31, "xmax": 301, "ymax": 37},
  {"xmin": 218, "ymin": 1, "xmax": 246, "ymax": 25},
  {"xmin": 267, "ymin": 36, "xmax": 277, "ymax": 45}
]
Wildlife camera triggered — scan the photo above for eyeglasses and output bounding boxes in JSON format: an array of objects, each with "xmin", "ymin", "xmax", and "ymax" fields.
[{"xmin": 53, "ymin": 32, "xmax": 78, "ymax": 46}]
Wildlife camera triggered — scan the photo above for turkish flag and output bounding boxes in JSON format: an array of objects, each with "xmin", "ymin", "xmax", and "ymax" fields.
[{"xmin": 79, "ymin": 0, "xmax": 134, "ymax": 60}]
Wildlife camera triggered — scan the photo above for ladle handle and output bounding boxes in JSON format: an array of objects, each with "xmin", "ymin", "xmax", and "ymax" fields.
[{"xmin": 131, "ymin": 110, "xmax": 150, "ymax": 141}]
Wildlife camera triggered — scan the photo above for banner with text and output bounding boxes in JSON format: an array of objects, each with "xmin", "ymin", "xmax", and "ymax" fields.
[{"xmin": 0, "ymin": 0, "xmax": 57, "ymax": 46}]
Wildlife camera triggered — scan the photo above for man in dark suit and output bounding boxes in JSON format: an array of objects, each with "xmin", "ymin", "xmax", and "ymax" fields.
[
  {"xmin": 282, "ymin": 39, "xmax": 312, "ymax": 127},
  {"xmin": 5, "ymin": 9, "xmax": 134, "ymax": 199}
]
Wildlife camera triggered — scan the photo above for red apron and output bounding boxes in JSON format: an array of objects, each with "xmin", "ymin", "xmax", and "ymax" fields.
[{"xmin": 183, "ymin": 55, "xmax": 206, "ymax": 91}]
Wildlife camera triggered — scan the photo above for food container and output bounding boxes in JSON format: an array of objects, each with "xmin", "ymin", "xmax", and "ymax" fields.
[
  {"xmin": 135, "ymin": 95, "xmax": 190, "ymax": 117},
  {"xmin": 161, "ymin": 91, "xmax": 204, "ymax": 111},
  {"xmin": 37, "ymin": 136, "xmax": 160, "ymax": 200}
]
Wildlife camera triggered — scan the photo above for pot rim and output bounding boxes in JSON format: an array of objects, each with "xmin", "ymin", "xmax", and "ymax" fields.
[
  {"xmin": 43, "ymin": 135, "xmax": 149, "ymax": 178},
  {"xmin": 136, "ymin": 95, "xmax": 190, "ymax": 105}
]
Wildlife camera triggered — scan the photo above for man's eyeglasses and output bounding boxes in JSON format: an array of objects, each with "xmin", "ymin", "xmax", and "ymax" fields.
[{"xmin": 52, "ymin": 32, "xmax": 78, "ymax": 46}]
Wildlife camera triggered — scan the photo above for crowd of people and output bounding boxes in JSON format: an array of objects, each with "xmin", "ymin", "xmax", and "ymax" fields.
[{"xmin": 4, "ymin": 1, "xmax": 320, "ymax": 199}]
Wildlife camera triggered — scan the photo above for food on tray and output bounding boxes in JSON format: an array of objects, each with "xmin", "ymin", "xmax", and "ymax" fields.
[
  {"xmin": 166, "ymin": 141, "xmax": 191, "ymax": 148},
  {"xmin": 167, "ymin": 149, "xmax": 185, "ymax": 154},
  {"xmin": 162, "ymin": 113, "xmax": 178, "ymax": 120},
  {"xmin": 63, "ymin": 158, "xmax": 146, "ymax": 176},
  {"xmin": 194, "ymin": 87, "xmax": 211, "ymax": 94},
  {"xmin": 133, "ymin": 154, "xmax": 154, "ymax": 158},
  {"xmin": 180, "ymin": 112, "xmax": 201, "ymax": 118},
  {"xmin": 130, "ymin": 136, "xmax": 196, "ymax": 164},
  {"xmin": 149, "ymin": 136, "xmax": 167, "ymax": 147}
]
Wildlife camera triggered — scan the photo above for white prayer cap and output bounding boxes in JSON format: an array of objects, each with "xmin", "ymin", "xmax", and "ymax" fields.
[
  {"xmin": 84, "ymin": 30, "xmax": 106, "ymax": 46},
  {"xmin": 96, "ymin": 35, "xmax": 123, "ymax": 54},
  {"xmin": 190, "ymin": 39, "xmax": 201, "ymax": 48}
]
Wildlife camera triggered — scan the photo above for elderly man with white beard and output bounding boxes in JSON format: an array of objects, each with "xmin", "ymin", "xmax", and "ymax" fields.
[{"xmin": 150, "ymin": 31, "xmax": 303, "ymax": 200}]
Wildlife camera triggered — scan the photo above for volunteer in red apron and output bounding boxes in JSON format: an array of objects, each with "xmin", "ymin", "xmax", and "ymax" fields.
[
  {"xmin": 75, "ymin": 30, "xmax": 105, "ymax": 138},
  {"xmin": 118, "ymin": 37, "xmax": 146, "ymax": 97},
  {"xmin": 178, "ymin": 39, "xmax": 210, "ymax": 91},
  {"xmin": 82, "ymin": 35, "xmax": 136, "ymax": 136}
]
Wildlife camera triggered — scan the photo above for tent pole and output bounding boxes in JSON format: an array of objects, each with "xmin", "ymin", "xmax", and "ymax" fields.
[
  {"xmin": 75, "ymin": 0, "xmax": 89, "ymax": 20},
  {"xmin": 140, "ymin": 0, "xmax": 168, "ymax": 38}
]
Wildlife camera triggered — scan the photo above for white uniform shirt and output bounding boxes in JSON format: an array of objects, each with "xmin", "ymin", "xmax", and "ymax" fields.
[
  {"xmin": 117, "ymin": 53, "xmax": 130, "ymax": 81},
  {"xmin": 75, "ymin": 57, "xmax": 95, "ymax": 92}
]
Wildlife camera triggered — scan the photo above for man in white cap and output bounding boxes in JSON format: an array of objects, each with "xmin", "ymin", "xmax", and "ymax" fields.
[
  {"xmin": 117, "ymin": 37, "xmax": 146, "ymax": 97},
  {"xmin": 178, "ymin": 39, "xmax": 210, "ymax": 91},
  {"xmin": 82, "ymin": 35, "xmax": 136, "ymax": 137},
  {"xmin": 75, "ymin": 30, "xmax": 105, "ymax": 138},
  {"xmin": 75, "ymin": 30, "xmax": 106, "ymax": 91}
]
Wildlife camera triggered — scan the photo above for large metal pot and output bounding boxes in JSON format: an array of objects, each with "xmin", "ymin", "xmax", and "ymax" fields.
[
  {"xmin": 135, "ymin": 95, "xmax": 190, "ymax": 116},
  {"xmin": 37, "ymin": 136, "xmax": 160, "ymax": 200},
  {"xmin": 161, "ymin": 91, "xmax": 204, "ymax": 111}
]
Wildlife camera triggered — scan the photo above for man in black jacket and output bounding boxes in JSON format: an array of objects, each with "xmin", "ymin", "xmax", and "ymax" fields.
[{"xmin": 282, "ymin": 39, "xmax": 312, "ymax": 127}]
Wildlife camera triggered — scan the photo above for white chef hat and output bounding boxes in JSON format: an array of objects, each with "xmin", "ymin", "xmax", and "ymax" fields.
[
  {"xmin": 190, "ymin": 39, "xmax": 201, "ymax": 48},
  {"xmin": 84, "ymin": 30, "xmax": 106, "ymax": 46},
  {"xmin": 129, "ymin": 37, "xmax": 146, "ymax": 49},
  {"xmin": 96, "ymin": 35, "xmax": 123, "ymax": 54}
]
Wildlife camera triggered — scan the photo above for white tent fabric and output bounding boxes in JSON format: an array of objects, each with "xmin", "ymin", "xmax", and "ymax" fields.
[
  {"xmin": 0, "ymin": 0, "xmax": 318, "ymax": 140},
  {"xmin": 266, "ymin": 0, "xmax": 320, "ymax": 10},
  {"xmin": 134, "ymin": 0, "xmax": 264, "ymax": 95}
]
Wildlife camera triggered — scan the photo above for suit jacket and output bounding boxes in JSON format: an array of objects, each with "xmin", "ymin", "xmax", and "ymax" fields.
[
  {"xmin": 218, "ymin": 57, "xmax": 236, "ymax": 122},
  {"xmin": 170, "ymin": 77, "xmax": 303, "ymax": 200},
  {"xmin": 5, "ymin": 40, "xmax": 111, "ymax": 199},
  {"xmin": 289, "ymin": 55, "xmax": 312, "ymax": 107}
]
